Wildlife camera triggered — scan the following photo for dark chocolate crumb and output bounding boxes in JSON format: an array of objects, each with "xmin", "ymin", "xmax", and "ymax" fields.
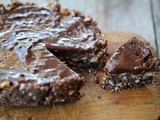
[
  {"xmin": 76, "ymin": 92, "xmax": 80, "ymax": 96},
  {"xmin": 33, "ymin": 69, "xmax": 39, "ymax": 74},
  {"xmin": 28, "ymin": 116, "xmax": 34, "ymax": 120},
  {"xmin": 9, "ymin": 82, "xmax": 14, "ymax": 86},
  {"xmin": 19, "ymin": 74, "xmax": 25, "ymax": 78}
]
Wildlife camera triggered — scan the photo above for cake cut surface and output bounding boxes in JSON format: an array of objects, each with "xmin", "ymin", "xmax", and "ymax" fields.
[{"xmin": 97, "ymin": 37, "xmax": 160, "ymax": 91}]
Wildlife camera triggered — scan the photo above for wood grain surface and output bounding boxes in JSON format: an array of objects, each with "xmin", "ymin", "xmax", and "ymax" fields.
[{"xmin": 0, "ymin": 31, "xmax": 160, "ymax": 120}]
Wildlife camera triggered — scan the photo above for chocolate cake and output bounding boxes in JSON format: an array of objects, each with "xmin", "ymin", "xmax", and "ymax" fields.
[
  {"xmin": 0, "ymin": 1, "xmax": 107, "ymax": 106},
  {"xmin": 97, "ymin": 37, "xmax": 160, "ymax": 91}
]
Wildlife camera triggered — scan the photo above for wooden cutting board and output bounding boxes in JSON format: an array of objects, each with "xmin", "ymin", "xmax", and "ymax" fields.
[{"xmin": 0, "ymin": 31, "xmax": 160, "ymax": 120}]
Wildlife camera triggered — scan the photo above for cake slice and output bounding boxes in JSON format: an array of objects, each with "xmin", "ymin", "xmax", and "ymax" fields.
[{"xmin": 97, "ymin": 37, "xmax": 160, "ymax": 91}]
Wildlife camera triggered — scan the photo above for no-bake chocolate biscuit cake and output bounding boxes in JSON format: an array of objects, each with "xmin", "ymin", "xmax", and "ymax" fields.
[
  {"xmin": 0, "ymin": 1, "xmax": 107, "ymax": 106},
  {"xmin": 97, "ymin": 38, "xmax": 160, "ymax": 91}
]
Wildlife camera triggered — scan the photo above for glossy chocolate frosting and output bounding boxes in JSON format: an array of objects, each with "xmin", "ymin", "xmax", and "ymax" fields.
[{"xmin": 105, "ymin": 38, "xmax": 159, "ymax": 74}]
